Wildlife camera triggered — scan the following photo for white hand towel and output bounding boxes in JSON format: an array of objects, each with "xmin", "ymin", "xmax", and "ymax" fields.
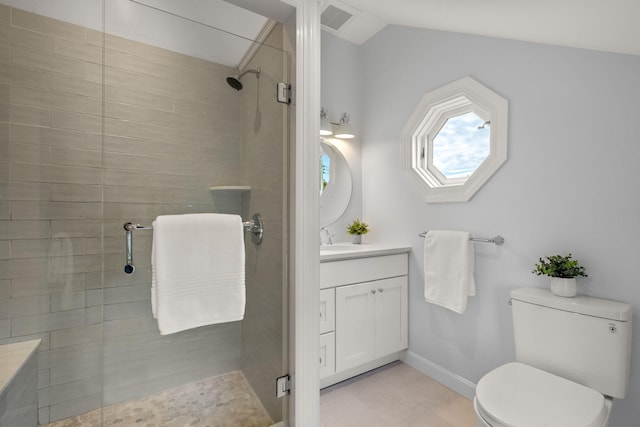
[
  {"xmin": 151, "ymin": 213, "xmax": 245, "ymax": 335},
  {"xmin": 424, "ymin": 230, "xmax": 475, "ymax": 314}
]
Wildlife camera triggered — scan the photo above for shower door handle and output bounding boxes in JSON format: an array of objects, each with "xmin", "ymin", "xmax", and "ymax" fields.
[{"xmin": 124, "ymin": 223, "xmax": 135, "ymax": 274}]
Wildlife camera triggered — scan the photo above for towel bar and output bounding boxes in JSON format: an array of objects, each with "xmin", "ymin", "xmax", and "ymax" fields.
[
  {"xmin": 123, "ymin": 213, "xmax": 264, "ymax": 274},
  {"xmin": 418, "ymin": 230, "xmax": 504, "ymax": 245}
]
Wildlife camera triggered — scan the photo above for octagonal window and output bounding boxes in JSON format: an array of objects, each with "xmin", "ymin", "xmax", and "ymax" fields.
[
  {"xmin": 432, "ymin": 112, "xmax": 490, "ymax": 180},
  {"xmin": 403, "ymin": 76, "xmax": 508, "ymax": 202}
]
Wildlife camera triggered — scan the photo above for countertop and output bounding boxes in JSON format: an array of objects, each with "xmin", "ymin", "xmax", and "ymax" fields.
[
  {"xmin": 320, "ymin": 242, "xmax": 411, "ymax": 262},
  {"xmin": 0, "ymin": 339, "xmax": 41, "ymax": 397}
]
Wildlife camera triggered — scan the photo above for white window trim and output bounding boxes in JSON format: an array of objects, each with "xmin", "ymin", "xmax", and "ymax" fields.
[{"xmin": 403, "ymin": 76, "xmax": 508, "ymax": 202}]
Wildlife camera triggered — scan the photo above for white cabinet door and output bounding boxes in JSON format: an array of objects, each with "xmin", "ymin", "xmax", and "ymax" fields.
[
  {"xmin": 335, "ymin": 282, "xmax": 376, "ymax": 372},
  {"xmin": 375, "ymin": 276, "xmax": 408, "ymax": 357},
  {"xmin": 335, "ymin": 276, "xmax": 408, "ymax": 373}
]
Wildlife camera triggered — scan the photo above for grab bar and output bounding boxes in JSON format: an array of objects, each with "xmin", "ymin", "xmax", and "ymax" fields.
[
  {"xmin": 123, "ymin": 213, "xmax": 264, "ymax": 274},
  {"xmin": 418, "ymin": 230, "xmax": 504, "ymax": 245}
]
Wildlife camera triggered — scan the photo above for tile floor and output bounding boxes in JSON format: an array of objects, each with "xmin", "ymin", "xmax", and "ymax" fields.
[
  {"xmin": 43, "ymin": 362, "xmax": 474, "ymax": 427},
  {"xmin": 320, "ymin": 362, "xmax": 476, "ymax": 427},
  {"xmin": 44, "ymin": 370, "xmax": 274, "ymax": 427}
]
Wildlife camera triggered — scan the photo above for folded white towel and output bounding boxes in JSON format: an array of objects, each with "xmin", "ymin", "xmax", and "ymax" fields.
[
  {"xmin": 424, "ymin": 230, "xmax": 475, "ymax": 314},
  {"xmin": 151, "ymin": 213, "xmax": 245, "ymax": 335}
]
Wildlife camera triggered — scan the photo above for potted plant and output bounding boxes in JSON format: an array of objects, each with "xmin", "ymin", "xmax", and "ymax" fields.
[
  {"xmin": 346, "ymin": 218, "xmax": 369, "ymax": 244},
  {"xmin": 532, "ymin": 253, "xmax": 587, "ymax": 297}
]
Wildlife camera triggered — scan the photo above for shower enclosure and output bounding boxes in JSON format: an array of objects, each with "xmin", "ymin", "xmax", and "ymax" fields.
[{"xmin": 0, "ymin": 0, "xmax": 290, "ymax": 425}]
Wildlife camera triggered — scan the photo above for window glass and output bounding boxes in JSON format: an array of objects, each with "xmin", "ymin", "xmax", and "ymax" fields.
[{"xmin": 432, "ymin": 112, "xmax": 489, "ymax": 179}]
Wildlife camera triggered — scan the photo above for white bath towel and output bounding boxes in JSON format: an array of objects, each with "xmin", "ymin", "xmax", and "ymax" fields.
[
  {"xmin": 151, "ymin": 213, "xmax": 245, "ymax": 335},
  {"xmin": 424, "ymin": 230, "xmax": 475, "ymax": 314}
]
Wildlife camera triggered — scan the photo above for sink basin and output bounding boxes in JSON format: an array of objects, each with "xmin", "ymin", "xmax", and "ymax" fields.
[{"xmin": 320, "ymin": 244, "xmax": 361, "ymax": 252}]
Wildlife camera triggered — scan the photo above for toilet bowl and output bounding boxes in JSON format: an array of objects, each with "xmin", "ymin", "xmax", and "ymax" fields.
[
  {"xmin": 473, "ymin": 288, "xmax": 632, "ymax": 427},
  {"xmin": 473, "ymin": 362, "xmax": 612, "ymax": 427}
]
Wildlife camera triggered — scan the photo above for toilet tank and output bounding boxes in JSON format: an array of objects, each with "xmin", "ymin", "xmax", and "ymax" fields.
[{"xmin": 510, "ymin": 287, "xmax": 633, "ymax": 398}]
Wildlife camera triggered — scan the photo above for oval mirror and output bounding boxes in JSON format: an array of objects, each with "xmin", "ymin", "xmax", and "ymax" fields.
[{"xmin": 320, "ymin": 140, "xmax": 352, "ymax": 227}]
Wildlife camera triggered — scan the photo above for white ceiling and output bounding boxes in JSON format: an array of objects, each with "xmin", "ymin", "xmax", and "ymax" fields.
[
  {"xmin": 323, "ymin": 0, "xmax": 640, "ymax": 56},
  {"xmin": 3, "ymin": 0, "xmax": 638, "ymax": 65}
]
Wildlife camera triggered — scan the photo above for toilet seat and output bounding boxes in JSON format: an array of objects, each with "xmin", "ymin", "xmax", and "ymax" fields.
[{"xmin": 475, "ymin": 362, "xmax": 608, "ymax": 427}]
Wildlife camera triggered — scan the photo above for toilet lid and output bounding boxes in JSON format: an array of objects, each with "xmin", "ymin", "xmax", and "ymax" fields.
[{"xmin": 476, "ymin": 362, "xmax": 607, "ymax": 427}]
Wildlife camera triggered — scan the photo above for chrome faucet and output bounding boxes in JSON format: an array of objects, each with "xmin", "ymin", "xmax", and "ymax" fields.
[{"xmin": 320, "ymin": 227, "xmax": 333, "ymax": 246}]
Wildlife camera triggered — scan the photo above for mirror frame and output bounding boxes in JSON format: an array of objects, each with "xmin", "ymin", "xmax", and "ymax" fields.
[{"xmin": 403, "ymin": 76, "xmax": 508, "ymax": 202}]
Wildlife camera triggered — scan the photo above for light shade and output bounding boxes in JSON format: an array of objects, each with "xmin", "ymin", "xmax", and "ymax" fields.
[
  {"xmin": 320, "ymin": 107, "xmax": 333, "ymax": 136},
  {"xmin": 334, "ymin": 112, "xmax": 355, "ymax": 139}
]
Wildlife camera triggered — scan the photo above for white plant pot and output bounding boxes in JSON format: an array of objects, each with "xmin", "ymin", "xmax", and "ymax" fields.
[
  {"xmin": 352, "ymin": 235, "xmax": 362, "ymax": 244},
  {"xmin": 550, "ymin": 277, "xmax": 577, "ymax": 297}
]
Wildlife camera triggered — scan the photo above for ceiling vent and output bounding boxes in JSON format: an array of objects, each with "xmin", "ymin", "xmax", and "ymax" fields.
[{"xmin": 321, "ymin": 4, "xmax": 354, "ymax": 32}]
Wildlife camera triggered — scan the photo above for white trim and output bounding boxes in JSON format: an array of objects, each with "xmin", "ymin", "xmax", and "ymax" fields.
[
  {"xmin": 291, "ymin": 0, "xmax": 321, "ymax": 426},
  {"xmin": 320, "ymin": 352, "xmax": 404, "ymax": 389},
  {"xmin": 403, "ymin": 76, "xmax": 508, "ymax": 203},
  {"xmin": 402, "ymin": 350, "xmax": 477, "ymax": 400},
  {"xmin": 238, "ymin": 19, "xmax": 279, "ymax": 71}
]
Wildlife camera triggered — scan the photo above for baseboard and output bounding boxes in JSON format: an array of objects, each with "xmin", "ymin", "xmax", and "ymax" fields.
[
  {"xmin": 402, "ymin": 351, "xmax": 477, "ymax": 399},
  {"xmin": 319, "ymin": 352, "xmax": 403, "ymax": 389}
]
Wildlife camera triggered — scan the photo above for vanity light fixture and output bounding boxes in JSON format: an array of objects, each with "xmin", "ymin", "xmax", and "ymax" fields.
[
  {"xmin": 320, "ymin": 108, "xmax": 356, "ymax": 139},
  {"xmin": 320, "ymin": 107, "xmax": 333, "ymax": 136},
  {"xmin": 333, "ymin": 112, "xmax": 355, "ymax": 139}
]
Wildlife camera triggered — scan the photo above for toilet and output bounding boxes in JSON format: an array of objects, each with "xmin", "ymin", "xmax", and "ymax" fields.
[{"xmin": 474, "ymin": 287, "xmax": 633, "ymax": 427}]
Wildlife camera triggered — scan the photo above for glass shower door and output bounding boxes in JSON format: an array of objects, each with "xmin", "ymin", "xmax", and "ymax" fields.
[{"xmin": 100, "ymin": 2, "xmax": 289, "ymax": 425}]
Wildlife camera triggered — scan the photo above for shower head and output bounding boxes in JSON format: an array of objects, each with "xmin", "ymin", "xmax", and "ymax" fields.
[
  {"xmin": 226, "ymin": 67, "xmax": 261, "ymax": 91},
  {"xmin": 226, "ymin": 77, "xmax": 243, "ymax": 90}
]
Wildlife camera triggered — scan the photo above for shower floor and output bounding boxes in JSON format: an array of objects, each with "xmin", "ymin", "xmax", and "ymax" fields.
[{"xmin": 44, "ymin": 370, "xmax": 274, "ymax": 427}]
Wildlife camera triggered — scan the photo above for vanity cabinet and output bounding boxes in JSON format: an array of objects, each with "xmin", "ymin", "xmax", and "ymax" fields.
[
  {"xmin": 319, "ymin": 247, "xmax": 409, "ymax": 388},
  {"xmin": 335, "ymin": 276, "xmax": 407, "ymax": 372}
]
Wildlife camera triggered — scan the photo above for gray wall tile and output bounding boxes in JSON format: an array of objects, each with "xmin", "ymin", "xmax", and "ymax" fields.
[
  {"xmin": 7, "ymin": 294, "xmax": 50, "ymax": 317},
  {"xmin": 11, "ymin": 274, "xmax": 85, "ymax": 298},
  {"xmin": 13, "ymin": 164, "xmax": 102, "ymax": 185},
  {"xmin": 51, "ymin": 291, "xmax": 85, "ymax": 312},
  {"xmin": 11, "ymin": 309, "xmax": 86, "ymax": 336},
  {"xmin": 0, "ymin": 221, "xmax": 50, "ymax": 239},
  {"xmin": 50, "ymin": 324, "xmax": 102, "ymax": 349}
]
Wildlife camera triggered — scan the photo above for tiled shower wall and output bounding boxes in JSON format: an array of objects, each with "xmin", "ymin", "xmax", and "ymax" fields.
[{"xmin": 0, "ymin": 5, "xmax": 270, "ymax": 423}]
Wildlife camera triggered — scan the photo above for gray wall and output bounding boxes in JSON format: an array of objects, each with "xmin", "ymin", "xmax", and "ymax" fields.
[
  {"xmin": 320, "ymin": 33, "xmax": 362, "ymax": 239},
  {"xmin": 324, "ymin": 25, "xmax": 640, "ymax": 426}
]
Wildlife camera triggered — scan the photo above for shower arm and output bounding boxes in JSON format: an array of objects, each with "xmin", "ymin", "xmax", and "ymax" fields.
[{"xmin": 237, "ymin": 67, "xmax": 261, "ymax": 80}]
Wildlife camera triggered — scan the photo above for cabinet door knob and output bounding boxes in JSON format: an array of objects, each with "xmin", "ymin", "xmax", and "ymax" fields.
[
  {"xmin": 378, "ymin": 288, "xmax": 384, "ymax": 293},
  {"xmin": 371, "ymin": 289, "xmax": 376, "ymax": 294}
]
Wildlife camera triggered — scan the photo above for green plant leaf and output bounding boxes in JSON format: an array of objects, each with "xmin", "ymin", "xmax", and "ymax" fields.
[{"xmin": 532, "ymin": 253, "xmax": 587, "ymax": 278}]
